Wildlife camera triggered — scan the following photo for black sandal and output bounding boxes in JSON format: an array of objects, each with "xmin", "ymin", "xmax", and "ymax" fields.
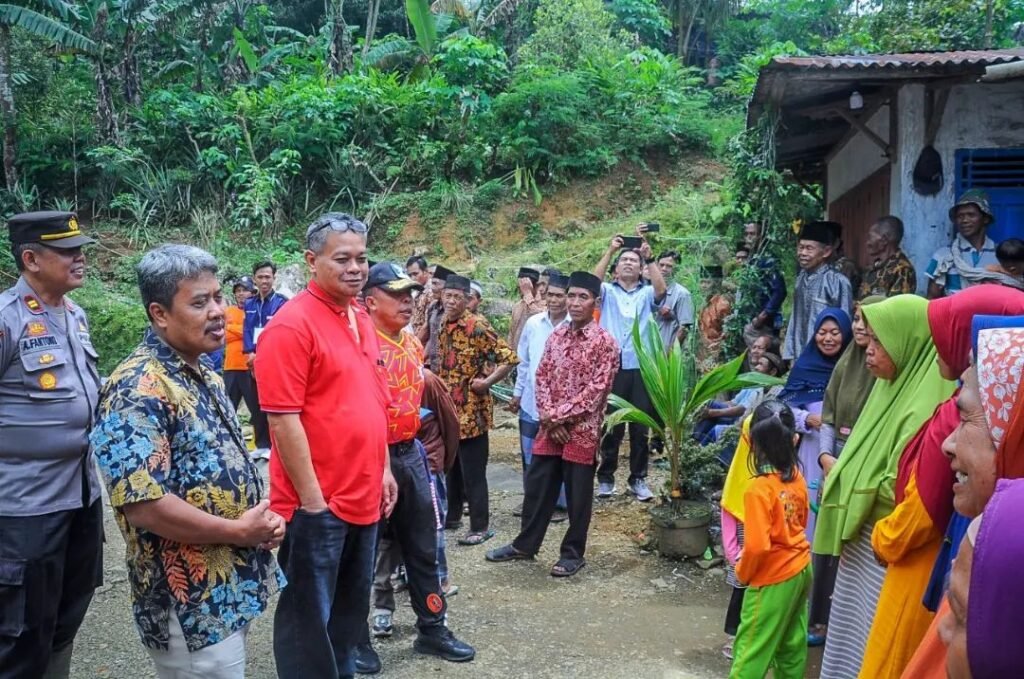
[
  {"xmin": 551, "ymin": 558, "xmax": 586, "ymax": 577},
  {"xmin": 485, "ymin": 543, "xmax": 534, "ymax": 562},
  {"xmin": 458, "ymin": 529, "xmax": 495, "ymax": 546}
]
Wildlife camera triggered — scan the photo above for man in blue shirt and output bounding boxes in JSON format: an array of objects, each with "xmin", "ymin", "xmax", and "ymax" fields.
[
  {"xmin": 243, "ymin": 260, "xmax": 288, "ymax": 460},
  {"xmin": 592, "ymin": 231, "xmax": 667, "ymax": 502},
  {"xmin": 741, "ymin": 222, "xmax": 787, "ymax": 347}
]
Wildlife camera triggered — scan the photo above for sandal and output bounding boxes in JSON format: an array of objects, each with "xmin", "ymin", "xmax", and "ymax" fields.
[
  {"xmin": 550, "ymin": 558, "xmax": 586, "ymax": 577},
  {"xmin": 458, "ymin": 529, "xmax": 495, "ymax": 546},
  {"xmin": 485, "ymin": 543, "xmax": 534, "ymax": 562}
]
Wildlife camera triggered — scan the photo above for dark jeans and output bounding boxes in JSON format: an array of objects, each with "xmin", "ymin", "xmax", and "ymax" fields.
[
  {"xmin": 0, "ymin": 501, "xmax": 103, "ymax": 679},
  {"xmin": 513, "ymin": 455, "xmax": 596, "ymax": 562},
  {"xmin": 693, "ymin": 400, "xmax": 736, "ymax": 445},
  {"xmin": 446, "ymin": 434, "xmax": 489, "ymax": 532},
  {"xmin": 598, "ymin": 368, "xmax": 652, "ymax": 484},
  {"xmin": 370, "ymin": 442, "xmax": 446, "ymax": 631},
  {"xmin": 225, "ymin": 370, "xmax": 270, "ymax": 449},
  {"xmin": 273, "ymin": 511, "xmax": 377, "ymax": 678}
]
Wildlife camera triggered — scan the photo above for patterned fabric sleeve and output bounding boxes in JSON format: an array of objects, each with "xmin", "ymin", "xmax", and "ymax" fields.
[
  {"xmin": 92, "ymin": 375, "xmax": 173, "ymax": 508},
  {"xmin": 551, "ymin": 332, "xmax": 619, "ymax": 423},
  {"xmin": 895, "ymin": 257, "xmax": 918, "ymax": 295},
  {"xmin": 533, "ymin": 343, "xmax": 556, "ymax": 421},
  {"xmin": 475, "ymin": 322, "xmax": 519, "ymax": 367}
]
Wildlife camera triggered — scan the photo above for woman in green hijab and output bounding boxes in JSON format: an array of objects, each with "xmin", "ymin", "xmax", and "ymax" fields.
[
  {"xmin": 808, "ymin": 295, "xmax": 883, "ymax": 644},
  {"xmin": 814, "ymin": 295, "xmax": 956, "ymax": 679}
]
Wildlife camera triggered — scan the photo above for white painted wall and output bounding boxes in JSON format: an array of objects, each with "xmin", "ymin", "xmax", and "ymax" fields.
[
  {"xmin": 826, "ymin": 105, "xmax": 890, "ymax": 203},
  {"xmin": 827, "ymin": 80, "xmax": 1024, "ymax": 293},
  {"xmin": 893, "ymin": 81, "xmax": 1024, "ymax": 291}
]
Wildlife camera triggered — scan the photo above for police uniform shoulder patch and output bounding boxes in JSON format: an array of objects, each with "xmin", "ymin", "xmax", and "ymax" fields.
[
  {"xmin": 38, "ymin": 372, "xmax": 57, "ymax": 390},
  {"xmin": 0, "ymin": 288, "xmax": 18, "ymax": 311},
  {"xmin": 23, "ymin": 295, "xmax": 43, "ymax": 314}
]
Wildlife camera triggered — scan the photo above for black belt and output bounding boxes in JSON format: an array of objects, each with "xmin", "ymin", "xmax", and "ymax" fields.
[{"xmin": 389, "ymin": 440, "xmax": 417, "ymax": 456}]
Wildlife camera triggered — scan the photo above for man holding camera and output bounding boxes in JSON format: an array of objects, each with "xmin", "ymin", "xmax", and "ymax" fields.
[{"xmin": 592, "ymin": 226, "xmax": 667, "ymax": 502}]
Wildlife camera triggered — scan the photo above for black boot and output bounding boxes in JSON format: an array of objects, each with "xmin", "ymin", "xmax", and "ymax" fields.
[
  {"xmin": 413, "ymin": 628, "xmax": 476, "ymax": 662},
  {"xmin": 353, "ymin": 642, "xmax": 382, "ymax": 675}
]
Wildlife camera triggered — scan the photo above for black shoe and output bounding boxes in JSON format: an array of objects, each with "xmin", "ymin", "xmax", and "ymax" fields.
[
  {"xmin": 353, "ymin": 642, "xmax": 382, "ymax": 674},
  {"xmin": 413, "ymin": 628, "xmax": 476, "ymax": 663}
]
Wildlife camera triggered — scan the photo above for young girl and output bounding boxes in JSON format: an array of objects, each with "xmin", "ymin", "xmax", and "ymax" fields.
[{"xmin": 729, "ymin": 400, "xmax": 812, "ymax": 679}]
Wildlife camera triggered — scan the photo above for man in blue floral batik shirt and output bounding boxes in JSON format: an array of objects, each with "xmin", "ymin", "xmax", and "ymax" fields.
[{"xmin": 91, "ymin": 245, "xmax": 285, "ymax": 679}]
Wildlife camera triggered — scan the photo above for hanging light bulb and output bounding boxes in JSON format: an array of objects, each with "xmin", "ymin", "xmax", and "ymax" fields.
[{"xmin": 850, "ymin": 91, "xmax": 864, "ymax": 110}]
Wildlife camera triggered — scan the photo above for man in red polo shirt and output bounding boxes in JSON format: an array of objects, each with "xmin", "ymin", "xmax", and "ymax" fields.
[{"xmin": 254, "ymin": 212, "xmax": 397, "ymax": 679}]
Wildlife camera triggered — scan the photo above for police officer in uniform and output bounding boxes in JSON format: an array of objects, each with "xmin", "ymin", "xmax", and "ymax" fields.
[{"xmin": 0, "ymin": 212, "xmax": 104, "ymax": 678}]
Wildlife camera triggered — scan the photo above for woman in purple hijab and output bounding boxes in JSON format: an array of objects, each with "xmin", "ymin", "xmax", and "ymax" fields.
[{"xmin": 942, "ymin": 478, "xmax": 1024, "ymax": 678}]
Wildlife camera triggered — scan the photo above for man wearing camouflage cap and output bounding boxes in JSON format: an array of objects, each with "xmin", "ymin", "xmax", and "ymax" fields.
[
  {"xmin": 926, "ymin": 189, "xmax": 1000, "ymax": 298},
  {"xmin": 0, "ymin": 211, "xmax": 104, "ymax": 677}
]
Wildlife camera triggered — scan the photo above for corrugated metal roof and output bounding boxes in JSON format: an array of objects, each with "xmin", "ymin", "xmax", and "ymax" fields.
[{"xmin": 767, "ymin": 48, "xmax": 1024, "ymax": 71}]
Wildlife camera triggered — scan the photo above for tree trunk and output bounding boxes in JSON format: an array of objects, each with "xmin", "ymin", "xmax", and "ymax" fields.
[
  {"xmin": 984, "ymin": 0, "xmax": 995, "ymax": 48},
  {"xmin": 92, "ymin": 7, "xmax": 119, "ymax": 142},
  {"xmin": 327, "ymin": 0, "xmax": 353, "ymax": 76},
  {"xmin": 362, "ymin": 0, "xmax": 381, "ymax": 58},
  {"xmin": 121, "ymin": 28, "xmax": 142, "ymax": 107},
  {"xmin": 0, "ymin": 24, "xmax": 18, "ymax": 193},
  {"xmin": 680, "ymin": 3, "xmax": 698, "ymax": 63}
]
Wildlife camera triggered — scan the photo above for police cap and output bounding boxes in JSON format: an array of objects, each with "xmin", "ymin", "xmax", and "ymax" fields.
[{"xmin": 7, "ymin": 211, "xmax": 95, "ymax": 249}]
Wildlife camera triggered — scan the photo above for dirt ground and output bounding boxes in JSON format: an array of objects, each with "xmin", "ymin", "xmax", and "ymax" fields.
[{"xmin": 71, "ymin": 423, "xmax": 822, "ymax": 678}]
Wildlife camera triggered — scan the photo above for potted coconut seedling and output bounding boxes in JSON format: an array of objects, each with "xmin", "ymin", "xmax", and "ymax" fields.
[{"xmin": 605, "ymin": 319, "xmax": 782, "ymax": 558}]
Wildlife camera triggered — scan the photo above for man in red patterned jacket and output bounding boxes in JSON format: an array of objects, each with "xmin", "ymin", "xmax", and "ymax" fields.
[{"xmin": 485, "ymin": 271, "xmax": 619, "ymax": 577}]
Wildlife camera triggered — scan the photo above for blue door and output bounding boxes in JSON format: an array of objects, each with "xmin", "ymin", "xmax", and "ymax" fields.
[{"xmin": 955, "ymin": 148, "xmax": 1024, "ymax": 243}]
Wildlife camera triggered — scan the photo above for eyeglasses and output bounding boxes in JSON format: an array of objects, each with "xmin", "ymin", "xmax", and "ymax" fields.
[{"xmin": 306, "ymin": 215, "xmax": 369, "ymax": 239}]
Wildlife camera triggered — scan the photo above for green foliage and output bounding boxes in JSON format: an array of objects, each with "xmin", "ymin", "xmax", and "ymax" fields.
[
  {"xmin": 71, "ymin": 278, "xmax": 148, "ymax": 375},
  {"xmin": 605, "ymin": 319, "xmax": 782, "ymax": 502},
  {"xmin": 517, "ymin": 0, "xmax": 622, "ymax": 71},
  {"xmin": 432, "ymin": 34, "xmax": 509, "ymax": 91},
  {"xmin": 609, "ymin": 0, "xmax": 671, "ymax": 47}
]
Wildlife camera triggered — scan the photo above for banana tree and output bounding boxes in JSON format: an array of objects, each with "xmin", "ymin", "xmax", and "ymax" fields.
[
  {"xmin": 0, "ymin": 1, "xmax": 93, "ymax": 191},
  {"xmin": 605, "ymin": 318, "xmax": 782, "ymax": 506}
]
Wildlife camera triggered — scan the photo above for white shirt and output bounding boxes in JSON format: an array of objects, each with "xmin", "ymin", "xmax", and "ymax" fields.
[{"xmin": 513, "ymin": 311, "xmax": 570, "ymax": 420}]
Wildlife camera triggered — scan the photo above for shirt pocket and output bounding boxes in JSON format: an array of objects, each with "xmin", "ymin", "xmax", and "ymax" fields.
[
  {"xmin": 0, "ymin": 558, "xmax": 27, "ymax": 637},
  {"xmin": 20, "ymin": 350, "xmax": 75, "ymax": 400}
]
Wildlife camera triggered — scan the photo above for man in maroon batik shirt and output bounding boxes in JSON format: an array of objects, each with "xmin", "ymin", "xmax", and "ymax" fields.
[{"xmin": 485, "ymin": 271, "xmax": 619, "ymax": 577}]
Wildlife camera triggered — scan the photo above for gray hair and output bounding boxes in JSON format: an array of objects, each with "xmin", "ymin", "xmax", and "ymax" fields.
[
  {"xmin": 872, "ymin": 215, "xmax": 904, "ymax": 245},
  {"xmin": 11, "ymin": 242, "xmax": 43, "ymax": 272},
  {"xmin": 305, "ymin": 212, "xmax": 368, "ymax": 254},
  {"xmin": 137, "ymin": 244, "xmax": 219, "ymax": 319}
]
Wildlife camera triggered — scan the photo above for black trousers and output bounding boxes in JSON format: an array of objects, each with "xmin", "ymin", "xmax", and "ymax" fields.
[
  {"xmin": 598, "ymin": 368, "xmax": 652, "ymax": 484},
  {"xmin": 0, "ymin": 501, "xmax": 103, "ymax": 679},
  {"xmin": 513, "ymin": 455, "xmax": 596, "ymax": 561},
  {"xmin": 446, "ymin": 434, "xmax": 489, "ymax": 532},
  {"xmin": 225, "ymin": 369, "xmax": 270, "ymax": 449},
  {"xmin": 376, "ymin": 442, "xmax": 446, "ymax": 631}
]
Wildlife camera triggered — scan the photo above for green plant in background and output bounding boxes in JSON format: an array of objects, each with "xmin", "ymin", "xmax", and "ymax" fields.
[
  {"xmin": 609, "ymin": 0, "xmax": 671, "ymax": 47},
  {"xmin": 605, "ymin": 318, "xmax": 782, "ymax": 507}
]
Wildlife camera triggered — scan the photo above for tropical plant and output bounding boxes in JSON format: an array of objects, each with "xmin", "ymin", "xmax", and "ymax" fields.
[
  {"xmin": 605, "ymin": 319, "xmax": 783, "ymax": 506},
  {"xmin": 0, "ymin": 0, "xmax": 93, "ymax": 190}
]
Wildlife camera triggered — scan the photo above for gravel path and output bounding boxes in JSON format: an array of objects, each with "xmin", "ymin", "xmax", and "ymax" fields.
[{"xmin": 71, "ymin": 427, "xmax": 822, "ymax": 678}]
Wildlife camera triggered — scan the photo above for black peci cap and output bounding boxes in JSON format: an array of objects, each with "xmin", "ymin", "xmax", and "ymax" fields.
[
  {"xmin": 517, "ymin": 267, "xmax": 540, "ymax": 282},
  {"xmin": 568, "ymin": 271, "xmax": 602, "ymax": 297},
  {"xmin": 365, "ymin": 261, "xmax": 423, "ymax": 293},
  {"xmin": 433, "ymin": 264, "xmax": 455, "ymax": 282},
  {"xmin": 7, "ymin": 211, "xmax": 94, "ymax": 248},
  {"xmin": 444, "ymin": 274, "xmax": 472, "ymax": 293},
  {"xmin": 798, "ymin": 221, "xmax": 840, "ymax": 246},
  {"xmin": 547, "ymin": 273, "xmax": 570, "ymax": 290}
]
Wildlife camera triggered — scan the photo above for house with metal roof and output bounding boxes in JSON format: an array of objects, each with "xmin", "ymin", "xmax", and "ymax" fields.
[{"xmin": 747, "ymin": 48, "xmax": 1024, "ymax": 291}]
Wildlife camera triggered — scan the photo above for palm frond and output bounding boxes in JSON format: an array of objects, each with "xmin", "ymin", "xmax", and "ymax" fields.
[
  {"xmin": 604, "ymin": 394, "xmax": 662, "ymax": 432},
  {"xmin": 430, "ymin": 0, "xmax": 471, "ymax": 20},
  {"xmin": 480, "ymin": 0, "xmax": 526, "ymax": 29},
  {"xmin": 0, "ymin": 4, "xmax": 94, "ymax": 52},
  {"xmin": 362, "ymin": 38, "xmax": 414, "ymax": 69},
  {"xmin": 152, "ymin": 58, "xmax": 193, "ymax": 82}
]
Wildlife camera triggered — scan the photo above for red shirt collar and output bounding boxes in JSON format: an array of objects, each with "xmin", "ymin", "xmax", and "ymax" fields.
[{"xmin": 306, "ymin": 279, "xmax": 353, "ymax": 315}]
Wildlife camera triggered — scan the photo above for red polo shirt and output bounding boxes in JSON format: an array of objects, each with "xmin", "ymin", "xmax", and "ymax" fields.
[{"xmin": 255, "ymin": 280, "xmax": 390, "ymax": 524}]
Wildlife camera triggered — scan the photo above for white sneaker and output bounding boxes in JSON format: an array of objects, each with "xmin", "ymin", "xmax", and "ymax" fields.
[{"xmin": 629, "ymin": 478, "xmax": 654, "ymax": 502}]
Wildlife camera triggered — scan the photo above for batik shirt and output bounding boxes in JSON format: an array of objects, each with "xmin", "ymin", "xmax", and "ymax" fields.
[
  {"xmin": 91, "ymin": 329, "xmax": 285, "ymax": 652},
  {"xmin": 533, "ymin": 321, "xmax": 619, "ymax": 464},
  {"xmin": 437, "ymin": 311, "xmax": 518, "ymax": 439},
  {"xmin": 411, "ymin": 290, "xmax": 432, "ymax": 335},
  {"xmin": 859, "ymin": 250, "xmax": 917, "ymax": 299}
]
